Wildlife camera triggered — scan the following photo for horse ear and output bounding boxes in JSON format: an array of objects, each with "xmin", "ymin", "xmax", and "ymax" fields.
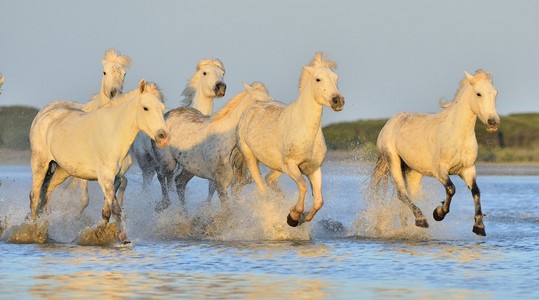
[
  {"xmin": 464, "ymin": 71, "xmax": 474, "ymax": 81},
  {"xmin": 139, "ymin": 79, "xmax": 146, "ymax": 93},
  {"xmin": 243, "ymin": 82, "xmax": 252, "ymax": 91}
]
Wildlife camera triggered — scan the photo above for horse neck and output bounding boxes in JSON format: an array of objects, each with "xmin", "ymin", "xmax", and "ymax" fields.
[
  {"xmin": 190, "ymin": 89, "xmax": 214, "ymax": 116},
  {"xmin": 286, "ymin": 84, "xmax": 324, "ymax": 136},
  {"xmin": 101, "ymin": 92, "xmax": 141, "ymax": 155},
  {"xmin": 443, "ymin": 86, "xmax": 477, "ymax": 137}
]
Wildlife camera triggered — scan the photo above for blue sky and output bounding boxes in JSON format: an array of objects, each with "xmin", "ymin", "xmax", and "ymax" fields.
[{"xmin": 1, "ymin": 0, "xmax": 538, "ymax": 125}]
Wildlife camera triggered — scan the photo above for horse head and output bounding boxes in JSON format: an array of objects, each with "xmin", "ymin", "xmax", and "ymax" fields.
[
  {"xmin": 101, "ymin": 49, "xmax": 132, "ymax": 99},
  {"xmin": 465, "ymin": 70, "xmax": 499, "ymax": 132},
  {"xmin": 193, "ymin": 58, "xmax": 226, "ymax": 98},
  {"xmin": 243, "ymin": 81, "xmax": 272, "ymax": 102},
  {"xmin": 136, "ymin": 80, "xmax": 169, "ymax": 148},
  {"xmin": 300, "ymin": 52, "xmax": 344, "ymax": 111}
]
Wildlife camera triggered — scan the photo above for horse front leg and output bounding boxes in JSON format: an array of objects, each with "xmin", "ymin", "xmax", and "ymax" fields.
[
  {"xmin": 99, "ymin": 177, "xmax": 126, "ymax": 241},
  {"xmin": 283, "ymin": 162, "xmax": 307, "ymax": 227},
  {"xmin": 114, "ymin": 175, "xmax": 128, "ymax": 207},
  {"xmin": 155, "ymin": 164, "xmax": 174, "ymax": 212},
  {"xmin": 459, "ymin": 167, "xmax": 486, "ymax": 236},
  {"xmin": 265, "ymin": 170, "xmax": 284, "ymax": 198},
  {"xmin": 433, "ymin": 176, "xmax": 456, "ymax": 222},
  {"xmin": 206, "ymin": 180, "xmax": 216, "ymax": 203},
  {"xmin": 79, "ymin": 179, "xmax": 89, "ymax": 216},
  {"xmin": 304, "ymin": 167, "xmax": 323, "ymax": 223}
]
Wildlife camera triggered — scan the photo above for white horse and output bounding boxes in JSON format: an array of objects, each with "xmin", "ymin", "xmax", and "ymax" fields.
[
  {"xmin": 82, "ymin": 49, "xmax": 132, "ymax": 111},
  {"xmin": 153, "ymin": 82, "xmax": 271, "ymax": 212},
  {"xmin": 28, "ymin": 80, "xmax": 169, "ymax": 241},
  {"xmin": 63, "ymin": 49, "xmax": 132, "ymax": 215},
  {"xmin": 371, "ymin": 70, "xmax": 499, "ymax": 236},
  {"xmin": 132, "ymin": 58, "xmax": 226, "ymax": 191},
  {"xmin": 236, "ymin": 52, "xmax": 345, "ymax": 227}
]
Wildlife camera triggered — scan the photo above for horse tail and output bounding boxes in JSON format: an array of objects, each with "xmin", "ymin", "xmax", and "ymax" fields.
[
  {"xmin": 369, "ymin": 155, "xmax": 391, "ymax": 197},
  {"xmin": 230, "ymin": 145, "xmax": 251, "ymax": 185}
]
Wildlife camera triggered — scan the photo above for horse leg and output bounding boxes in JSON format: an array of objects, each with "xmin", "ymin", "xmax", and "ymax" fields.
[
  {"xmin": 42, "ymin": 168, "xmax": 71, "ymax": 214},
  {"xmin": 215, "ymin": 180, "xmax": 230, "ymax": 212},
  {"xmin": 206, "ymin": 180, "xmax": 216, "ymax": 203},
  {"xmin": 388, "ymin": 155, "xmax": 428, "ymax": 228},
  {"xmin": 114, "ymin": 175, "xmax": 128, "ymax": 207},
  {"xmin": 239, "ymin": 145, "xmax": 268, "ymax": 197},
  {"xmin": 155, "ymin": 162, "xmax": 175, "ymax": 212},
  {"xmin": 460, "ymin": 167, "xmax": 486, "ymax": 236},
  {"xmin": 173, "ymin": 168, "xmax": 194, "ymax": 212},
  {"xmin": 98, "ymin": 176, "xmax": 126, "ymax": 241},
  {"xmin": 29, "ymin": 158, "xmax": 50, "ymax": 221},
  {"xmin": 282, "ymin": 162, "xmax": 307, "ymax": 227},
  {"xmin": 304, "ymin": 167, "xmax": 323, "ymax": 223},
  {"xmin": 402, "ymin": 170, "xmax": 423, "ymax": 226},
  {"xmin": 79, "ymin": 179, "xmax": 89, "ymax": 216},
  {"xmin": 265, "ymin": 170, "xmax": 284, "ymax": 197},
  {"xmin": 432, "ymin": 175, "xmax": 455, "ymax": 222}
]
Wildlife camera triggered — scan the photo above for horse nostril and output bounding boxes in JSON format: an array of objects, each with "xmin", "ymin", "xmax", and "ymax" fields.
[{"xmin": 488, "ymin": 118, "xmax": 497, "ymax": 126}]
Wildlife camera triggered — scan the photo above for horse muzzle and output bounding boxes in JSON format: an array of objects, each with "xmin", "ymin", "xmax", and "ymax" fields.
[
  {"xmin": 214, "ymin": 81, "xmax": 227, "ymax": 98},
  {"xmin": 330, "ymin": 95, "xmax": 345, "ymax": 111},
  {"xmin": 154, "ymin": 130, "xmax": 170, "ymax": 148},
  {"xmin": 485, "ymin": 117, "xmax": 500, "ymax": 133}
]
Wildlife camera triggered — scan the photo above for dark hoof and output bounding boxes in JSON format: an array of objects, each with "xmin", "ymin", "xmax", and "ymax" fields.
[
  {"xmin": 473, "ymin": 226, "xmax": 486, "ymax": 236},
  {"xmin": 287, "ymin": 214, "xmax": 299, "ymax": 227},
  {"xmin": 415, "ymin": 218, "xmax": 429, "ymax": 228},
  {"xmin": 433, "ymin": 207, "xmax": 445, "ymax": 221}
]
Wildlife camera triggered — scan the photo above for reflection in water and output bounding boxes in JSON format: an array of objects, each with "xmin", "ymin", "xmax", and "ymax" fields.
[{"xmin": 29, "ymin": 271, "xmax": 330, "ymax": 299}]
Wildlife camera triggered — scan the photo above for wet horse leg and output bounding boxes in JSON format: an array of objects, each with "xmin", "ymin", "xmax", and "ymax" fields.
[
  {"xmin": 41, "ymin": 167, "xmax": 70, "ymax": 214},
  {"xmin": 239, "ymin": 144, "xmax": 268, "ymax": 197},
  {"xmin": 304, "ymin": 167, "xmax": 323, "ymax": 222},
  {"xmin": 283, "ymin": 161, "xmax": 307, "ymax": 227},
  {"xmin": 98, "ymin": 176, "xmax": 126, "ymax": 241},
  {"xmin": 79, "ymin": 180, "xmax": 89, "ymax": 216},
  {"xmin": 29, "ymin": 159, "xmax": 52, "ymax": 220},
  {"xmin": 459, "ymin": 167, "xmax": 486, "ymax": 236},
  {"xmin": 432, "ymin": 175, "xmax": 455, "ymax": 222},
  {"xmin": 265, "ymin": 170, "xmax": 284, "ymax": 197},
  {"xmin": 206, "ymin": 180, "xmax": 216, "ymax": 203},
  {"xmin": 155, "ymin": 162, "xmax": 175, "ymax": 212},
  {"xmin": 389, "ymin": 155, "xmax": 428, "ymax": 228},
  {"xmin": 174, "ymin": 168, "xmax": 194, "ymax": 212}
]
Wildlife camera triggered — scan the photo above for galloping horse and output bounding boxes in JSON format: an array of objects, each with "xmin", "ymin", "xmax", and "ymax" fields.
[
  {"xmin": 29, "ymin": 80, "xmax": 169, "ymax": 241},
  {"xmin": 132, "ymin": 58, "xmax": 226, "ymax": 190},
  {"xmin": 371, "ymin": 70, "xmax": 499, "ymax": 236},
  {"xmin": 236, "ymin": 52, "xmax": 345, "ymax": 227},
  {"xmin": 153, "ymin": 82, "xmax": 271, "ymax": 213}
]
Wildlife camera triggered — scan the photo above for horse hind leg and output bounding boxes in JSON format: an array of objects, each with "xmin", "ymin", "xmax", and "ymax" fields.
[
  {"xmin": 206, "ymin": 180, "xmax": 216, "ymax": 203},
  {"xmin": 29, "ymin": 159, "xmax": 52, "ymax": 221},
  {"xmin": 265, "ymin": 170, "xmax": 284, "ymax": 197},
  {"xmin": 388, "ymin": 155, "xmax": 428, "ymax": 228},
  {"xmin": 79, "ymin": 179, "xmax": 89, "ymax": 216},
  {"xmin": 42, "ymin": 167, "xmax": 71, "ymax": 214}
]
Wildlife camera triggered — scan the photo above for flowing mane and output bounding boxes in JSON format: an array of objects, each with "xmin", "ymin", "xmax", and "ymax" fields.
[
  {"xmin": 299, "ymin": 52, "xmax": 337, "ymax": 90},
  {"xmin": 440, "ymin": 69, "xmax": 493, "ymax": 109},
  {"xmin": 212, "ymin": 82, "xmax": 268, "ymax": 123},
  {"xmin": 180, "ymin": 58, "xmax": 225, "ymax": 107},
  {"xmin": 103, "ymin": 48, "xmax": 132, "ymax": 68}
]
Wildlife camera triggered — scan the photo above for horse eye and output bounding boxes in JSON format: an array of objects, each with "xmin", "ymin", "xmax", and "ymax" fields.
[
  {"xmin": 143, "ymin": 107, "xmax": 149, "ymax": 111},
  {"xmin": 316, "ymin": 78, "xmax": 321, "ymax": 82},
  {"xmin": 203, "ymin": 72, "xmax": 207, "ymax": 76},
  {"xmin": 476, "ymin": 92, "xmax": 482, "ymax": 97},
  {"xmin": 103, "ymin": 72, "xmax": 106, "ymax": 75}
]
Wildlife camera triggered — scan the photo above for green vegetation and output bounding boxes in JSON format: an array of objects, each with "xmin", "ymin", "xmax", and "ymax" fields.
[
  {"xmin": 0, "ymin": 106, "xmax": 537, "ymax": 162},
  {"xmin": 0, "ymin": 106, "xmax": 39, "ymax": 150},
  {"xmin": 323, "ymin": 113, "xmax": 539, "ymax": 162}
]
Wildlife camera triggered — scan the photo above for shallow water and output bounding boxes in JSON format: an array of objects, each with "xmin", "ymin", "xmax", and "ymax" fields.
[{"xmin": 0, "ymin": 162, "xmax": 538, "ymax": 299}]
